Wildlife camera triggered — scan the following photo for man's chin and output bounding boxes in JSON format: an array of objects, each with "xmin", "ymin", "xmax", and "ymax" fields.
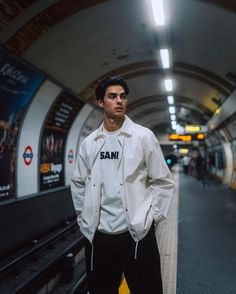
[
  {"xmin": 107, "ymin": 111, "xmax": 125, "ymax": 120},
  {"xmin": 114, "ymin": 113, "xmax": 125, "ymax": 118}
]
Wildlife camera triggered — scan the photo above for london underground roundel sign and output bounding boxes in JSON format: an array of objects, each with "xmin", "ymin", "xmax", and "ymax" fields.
[
  {"xmin": 23, "ymin": 146, "xmax": 33, "ymax": 165},
  {"xmin": 68, "ymin": 149, "xmax": 74, "ymax": 164}
]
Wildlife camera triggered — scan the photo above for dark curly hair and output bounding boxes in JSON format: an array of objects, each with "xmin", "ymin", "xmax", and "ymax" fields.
[{"xmin": 95, "ymin": 76, "xmax": 129, "ymax": 101}]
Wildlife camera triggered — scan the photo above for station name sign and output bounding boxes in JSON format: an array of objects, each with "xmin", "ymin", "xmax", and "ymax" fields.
[
  {"xmin": 168, "ymin": 133, "xmax": 205, "ymax": 141},
  {"xmin": 184, "ymin": 125, "xmax": 207, "ymax": 133}
]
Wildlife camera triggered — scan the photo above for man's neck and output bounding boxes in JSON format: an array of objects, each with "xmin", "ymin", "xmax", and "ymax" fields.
[{"xmin": 103, "ymin": 116, "xmax": 125, "ymax": 132}]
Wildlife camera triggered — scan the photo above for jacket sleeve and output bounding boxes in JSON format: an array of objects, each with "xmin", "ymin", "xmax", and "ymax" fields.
[
  {"xmin": 144, "ymin": 131, "xmax": 175, "ymax": 223},
  {"xmin": 70, "ymin": 143, "xmax": 88, "ymax": 222}
]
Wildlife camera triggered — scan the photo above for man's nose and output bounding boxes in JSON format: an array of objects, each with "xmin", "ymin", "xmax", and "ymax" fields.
[{"xmin": 116, "ymin": 96, "xmax": 123, "ymax": 103}]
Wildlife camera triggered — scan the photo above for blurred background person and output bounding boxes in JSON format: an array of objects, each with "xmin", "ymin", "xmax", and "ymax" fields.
[{"xmin": 182, "ymin": 154, "xmax": 191, "ymax": 175}]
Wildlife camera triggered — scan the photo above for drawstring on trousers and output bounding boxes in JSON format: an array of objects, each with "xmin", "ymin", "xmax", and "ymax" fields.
[
  {"xmin": 134, "ymin": 241, "xmax": 139, "ymax": 259},
  {"xmin": 91, "ymin": 242, "xmax": 94, "ymax": 271}
]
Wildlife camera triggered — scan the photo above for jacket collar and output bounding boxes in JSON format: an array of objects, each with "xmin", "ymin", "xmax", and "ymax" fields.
[{"xmin": 94, "ymin": 115, "xmax": 132, "ymax": 141}]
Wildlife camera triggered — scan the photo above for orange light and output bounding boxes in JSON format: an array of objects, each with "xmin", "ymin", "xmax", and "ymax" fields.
[
  {"xmin": 179, "ymin": 135, "xmax": 192, "ymax": 141},
  {"xmin": 168, "ymin": 134, "xmax": 192, "ymax": 141},
  {"xmin": 168, "ymin": 134, "xmax": 179, "ymax": 140},
  {"xmin": 197, "ymin": 133, "xmax": 205, "ymax": 140}
]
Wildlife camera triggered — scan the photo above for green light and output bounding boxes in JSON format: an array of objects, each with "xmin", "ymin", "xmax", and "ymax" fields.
[{"xmin": 167, "ymin": 159, "xmax": 172, "ymax": 165}]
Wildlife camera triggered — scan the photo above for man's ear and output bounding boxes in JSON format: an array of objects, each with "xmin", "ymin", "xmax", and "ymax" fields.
[{"xmin": 97, "ymin": 99, "xmax": 104, "ymax": 109}]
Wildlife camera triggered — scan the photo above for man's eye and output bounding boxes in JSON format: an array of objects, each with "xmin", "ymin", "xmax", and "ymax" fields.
[
  {"xmin": 107, "ymin": 93, "xmax": 127, "ymax": 99},
  {"xmin": 107, "ymin": 94, "xmax": 116, "ymax": 99}
]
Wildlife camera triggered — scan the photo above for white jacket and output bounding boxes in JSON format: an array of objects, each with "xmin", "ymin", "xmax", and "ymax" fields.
[{"xmin": 71, "ymin": 115, "xmax": 175, "ymax": 242}]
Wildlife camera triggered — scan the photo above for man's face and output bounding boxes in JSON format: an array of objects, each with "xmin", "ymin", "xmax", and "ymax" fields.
[{"xmin": 98, "ymin": 85, "xmax": 127, "ymax": 119}]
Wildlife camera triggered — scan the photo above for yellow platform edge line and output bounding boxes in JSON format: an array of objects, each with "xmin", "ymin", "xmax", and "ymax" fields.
[{"xmin": 119, "ymin": 277, "xmax": 130, "ymax": 294}]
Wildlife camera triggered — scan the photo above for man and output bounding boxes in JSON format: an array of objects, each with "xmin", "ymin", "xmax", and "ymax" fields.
[
  {"xmin": 71, "ymin": 76, "xmax": 175, "ymax": 294},
  {"xmin": 182, "ymin": 154, "xmax": 191, "ymax": 175}
]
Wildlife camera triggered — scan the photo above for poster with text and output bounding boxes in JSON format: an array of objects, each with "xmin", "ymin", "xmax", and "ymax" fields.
[
  {"xmin": 0, "ymin": 49, "xmax": 44, "ymax": 200},
  {"xmin": 39, "ymin": 91, "xmax": 84, "ymax": 191}
]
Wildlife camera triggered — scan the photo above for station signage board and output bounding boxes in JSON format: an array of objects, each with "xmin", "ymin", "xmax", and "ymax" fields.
[{"xmin": 185, "ymin": 125, "xmax": 208, "ymax": 133}]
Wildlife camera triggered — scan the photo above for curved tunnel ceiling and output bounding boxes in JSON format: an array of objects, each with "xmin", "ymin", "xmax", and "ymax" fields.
[{"xmin": 0, "ymin": 0, "xmax": 236, "ymax": 137}]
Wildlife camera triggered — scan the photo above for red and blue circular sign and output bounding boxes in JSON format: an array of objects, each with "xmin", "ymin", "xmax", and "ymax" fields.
[
  {"xmin": 23, "ymin": 146, "xmax": 33, "ymax": 165},
  {"xmin": 68, "ymin": 149, "xmax": 74, "ymax": 164}
]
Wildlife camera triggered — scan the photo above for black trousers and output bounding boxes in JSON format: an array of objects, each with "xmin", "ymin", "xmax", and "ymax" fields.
[{"xmin": 85, "ymin": 224, "xmax": 163, "ymax": 294}]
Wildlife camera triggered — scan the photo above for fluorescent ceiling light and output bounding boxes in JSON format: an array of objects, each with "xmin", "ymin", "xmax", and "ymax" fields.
[
  {"xmin": 151, "ymin": 0, "xmax": 165, "ymax": 26},
  {"xmin": 170, "ymin": 114, "xmax": 176, "ymax": 120},
  {"xmin": 160, "ymin": 49, "xmax": 170, "ymax": 69},
  {"xmin": 165, "ymin": 79, "xmax": 173, "ymax": 91},
  {"xmin": 169, "ymin": 106, "xmax": 175, "ymax": 114},
  {"xmin": 172, "ymin": 125, "xmax": 177, "ymax": 130},
  {"xmin": 167, "ymin": 95, "xmax": 174, "ymax": 104},
  {"xmin": 171, "ymin": 120, "xmax": 176, "ymax": 125}
]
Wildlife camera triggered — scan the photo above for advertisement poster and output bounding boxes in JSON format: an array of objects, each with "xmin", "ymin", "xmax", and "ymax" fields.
[
  {"xmin": 0, "ymin": 50, "xmax": 44, "ymax": 200},
  {"xmin": 39, "ymin": 92, "xmax": 84, "ymax": 191}
]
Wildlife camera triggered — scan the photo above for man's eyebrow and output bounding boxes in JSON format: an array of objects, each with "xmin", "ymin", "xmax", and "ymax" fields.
[{"xmin": 107, "ymin": 92, "xmax": 126, "ymax": 95}]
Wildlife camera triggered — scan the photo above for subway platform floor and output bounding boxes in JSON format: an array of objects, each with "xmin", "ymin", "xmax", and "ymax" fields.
[
  {"xmin": 119, "ymin": 165, "xmax": 236, "ymax": 294},
  {"xmin": 176, "ymin": 168, "xmax": 236, "ymax": 294}
]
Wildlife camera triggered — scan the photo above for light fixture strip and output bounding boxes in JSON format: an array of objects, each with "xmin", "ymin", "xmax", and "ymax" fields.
[
  {"xmin": 169, "ymin": 106, "xmax": 175, "ymax": 114},
  {"xmin": 165, "ymin": 79, "xmax": 173, "ymax": 91},
  {"xmin": 151, "ymin": 0, "xmax": 165, "ymax": 26},
  {"xmin": 167, "ymin": 95, "xmax": 174, "ymax": 104},
  {"xmin": 160, "ymin": 49, "xmax": 170, "ymax": 69}
]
